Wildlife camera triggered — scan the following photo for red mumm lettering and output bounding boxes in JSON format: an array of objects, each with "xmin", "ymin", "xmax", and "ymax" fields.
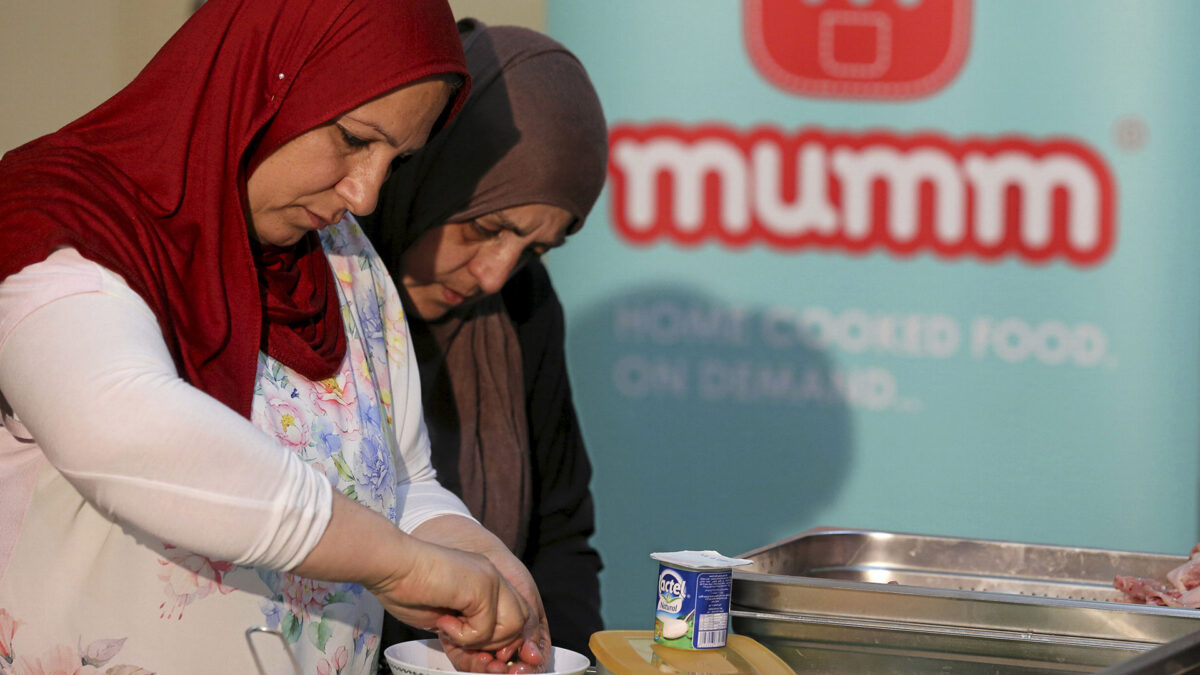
[{"xmin": 608, "ymin": 123, "xmax": 1116, "ymax": 266}]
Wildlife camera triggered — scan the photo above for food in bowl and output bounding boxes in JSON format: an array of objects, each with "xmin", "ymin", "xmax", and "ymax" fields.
[{"xmin": 384, "ymin": 639, "xmax": 590, "ymax": 675}]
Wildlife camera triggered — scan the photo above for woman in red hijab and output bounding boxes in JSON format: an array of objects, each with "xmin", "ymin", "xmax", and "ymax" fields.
[{"xmin": 0, "ymin": 1, "xmax": 545, "ymax": 672}]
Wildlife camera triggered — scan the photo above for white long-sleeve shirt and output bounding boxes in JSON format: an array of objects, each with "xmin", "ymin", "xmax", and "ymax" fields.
[
  {"xmin": 0, "ymin": 247, "xmax": 469, "ymax": 576},
  {"xmin": 0, "ymin": 222, "xmax": 476, "ymax": 673}
]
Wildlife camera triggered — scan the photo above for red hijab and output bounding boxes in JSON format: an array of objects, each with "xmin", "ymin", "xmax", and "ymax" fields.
[{"xmin": 0, "ymin": 0, "xmax": 469, "ymax": 417}]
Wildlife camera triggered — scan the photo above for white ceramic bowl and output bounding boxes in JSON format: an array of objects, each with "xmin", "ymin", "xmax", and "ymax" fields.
[{"xmin": 384, "ymin": 639, "xmax": 590, "ymax": 675}]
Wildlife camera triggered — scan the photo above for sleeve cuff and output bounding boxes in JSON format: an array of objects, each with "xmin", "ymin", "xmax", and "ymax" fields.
[{"xmin": 395, "ymin": 479, "xmax": 477, "ymax": 533}]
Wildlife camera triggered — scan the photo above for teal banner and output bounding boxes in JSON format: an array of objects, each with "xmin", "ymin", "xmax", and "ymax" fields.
[{"xmin": 545, "ymin": 0, "xmax": 1200, "ymax": 630}]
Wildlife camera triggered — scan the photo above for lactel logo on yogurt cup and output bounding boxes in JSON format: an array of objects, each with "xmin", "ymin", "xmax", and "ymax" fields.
[
  {"xmin": 651, "ymin": 550, "xmax": 752, "ymax": 650},
  {"xmin": 658, "ymin": 569, "xmax": 685, "ymax": 614}
]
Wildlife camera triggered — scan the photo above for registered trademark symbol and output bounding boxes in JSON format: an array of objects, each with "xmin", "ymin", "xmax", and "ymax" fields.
[{"xmin": 1113, "ymin": 115, "xmax": 1148, "ymax": 153}]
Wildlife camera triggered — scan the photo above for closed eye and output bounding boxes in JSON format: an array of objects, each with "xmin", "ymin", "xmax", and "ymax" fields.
[
  {"xmin": 470, "ymin": 219, "xmax": 500, "ymax": 238},
  {"xmin": 337, "ymin": 124, "xmax": 371, "ymax": 149}
]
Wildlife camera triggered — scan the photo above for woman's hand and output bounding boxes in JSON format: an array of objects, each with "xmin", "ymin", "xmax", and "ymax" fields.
[
  {"xmin": 371, "ymin": 537, "xmax": 533, "ymax": 650},
  {"xmin": 412, "ymin": 515, "xmax": 551, "ymax": 672},
  {"xmin": 292, "ymin": 492, "xmax": 530, "ymax": 650},
  {"xmin": 440, "ymin": 634, "xmax": 546, "ymax": 674}
]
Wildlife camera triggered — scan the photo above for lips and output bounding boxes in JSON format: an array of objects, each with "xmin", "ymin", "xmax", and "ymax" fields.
[
  {"xmin": 441, "ymin": 285, "xmax": 466, "ymax": 306},
  {"xmin": 303, "ymin": 208, "xmax": 339, "ymax": 230}
]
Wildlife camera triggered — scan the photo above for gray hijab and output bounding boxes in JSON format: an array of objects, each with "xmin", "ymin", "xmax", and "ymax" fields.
[{"xmin": 367, "ymin": 18, "xmax": 608, "ymax": 253}]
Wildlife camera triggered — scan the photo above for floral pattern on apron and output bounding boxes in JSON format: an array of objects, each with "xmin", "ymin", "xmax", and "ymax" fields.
[{"xmin": 0, "ymin": 219, "xmax": 413, "ymax": 675}]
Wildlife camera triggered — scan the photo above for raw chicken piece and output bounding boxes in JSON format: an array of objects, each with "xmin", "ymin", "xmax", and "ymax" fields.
[
  {"xmin": 1176, "ymin": 584, "xmax": 1200, "ymax": 609},
  {"xmin": 1166, "ymin": 552, "xmax": 1200, "ymax": 594},
  {"xmin": 1114, "ymin": 543, "xmax": 1200, "ymax": 608},
  {"xmin": 1113, "ymin": 575, "xmax": 1181, "ymax": 607}
]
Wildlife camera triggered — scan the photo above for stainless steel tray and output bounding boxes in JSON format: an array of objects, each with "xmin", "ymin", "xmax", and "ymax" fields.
[{"xmin": 730, "ymin": 528, "xmax": 1200, "ymax": 673}]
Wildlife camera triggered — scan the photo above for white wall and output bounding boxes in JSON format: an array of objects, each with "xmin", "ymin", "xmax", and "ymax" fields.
[
  {"xmin": 0, "ymin": 0, "xmax": 545, "ymax": 155},
  {"xmin": 0, "ymin": 0, "xmax": 194, "ymax": 154}
]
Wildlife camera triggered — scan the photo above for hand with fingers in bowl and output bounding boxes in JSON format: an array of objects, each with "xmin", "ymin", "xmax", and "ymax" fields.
[{"xmin": 412, "ymin": 514, "xmax": 551, "ymax": 673}]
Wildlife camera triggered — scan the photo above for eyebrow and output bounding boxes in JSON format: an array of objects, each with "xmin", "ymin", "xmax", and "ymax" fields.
[
  {"xmin": 493, "ymin": 212, "xmax": 567, "ymax": 249},
  {"xmin": 343, "ymin": 115, "xmax": 400, "ymax": 148}
]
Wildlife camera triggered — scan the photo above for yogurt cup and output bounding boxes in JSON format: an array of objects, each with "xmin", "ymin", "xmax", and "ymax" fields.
[{"xmin": 650, "ymin": 550, "xmax": 752, "ymax": 650}]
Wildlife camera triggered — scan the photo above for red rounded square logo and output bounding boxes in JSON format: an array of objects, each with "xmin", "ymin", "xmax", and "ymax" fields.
[{"xmin": 744, "ymin": 0, "xmax": 972, "ymax": 99}]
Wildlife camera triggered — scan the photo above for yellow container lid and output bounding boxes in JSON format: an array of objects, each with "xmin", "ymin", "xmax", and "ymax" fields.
[{"xmin": 589, "ymin": 630, "xmax": 791, "ymax": 675}]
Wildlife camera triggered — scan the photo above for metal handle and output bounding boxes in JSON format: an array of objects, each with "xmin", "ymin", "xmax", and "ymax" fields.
[{"xmin": 245, "ymin": 626, "xmax": 303, "ymax": 675}]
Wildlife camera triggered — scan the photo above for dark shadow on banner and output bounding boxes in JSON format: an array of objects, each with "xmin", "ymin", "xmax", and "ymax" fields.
[{"xmin": 566, "ymin": 283, "xmax": 855, "ymax": 628}]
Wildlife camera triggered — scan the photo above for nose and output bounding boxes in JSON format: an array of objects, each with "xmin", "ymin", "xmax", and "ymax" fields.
[
  {"xmin": 335, "ymin": 157, "xmax": 390, "ymax": 216},
  {"xmin": 468, "ymin": 244, "xmax": 524, "ymax": 295}
]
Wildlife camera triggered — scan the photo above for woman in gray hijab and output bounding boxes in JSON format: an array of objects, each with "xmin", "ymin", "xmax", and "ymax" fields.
[{"xmin": 359, "ymin": 18, "xmax": 608, "ymax": 661}]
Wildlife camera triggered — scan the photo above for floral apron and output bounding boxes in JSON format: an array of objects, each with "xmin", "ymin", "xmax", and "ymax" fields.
[{"xmin": 0, "ymin": 220, "xmax": 412, "ymax": 675}]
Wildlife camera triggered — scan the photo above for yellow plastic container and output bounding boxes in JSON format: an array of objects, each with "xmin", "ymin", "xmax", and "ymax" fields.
[{"xmin": 590, "ymin": 630, "xmax": 791, "ymax": 675}]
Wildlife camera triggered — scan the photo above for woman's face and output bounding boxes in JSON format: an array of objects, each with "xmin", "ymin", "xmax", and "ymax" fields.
[
  {"xmin": 246, "ymin": 78, "xmax": 453, "ymax": 247},
  {"xmin": 400, "ymin": 203, "xmax": 574, "ymax": 320}
]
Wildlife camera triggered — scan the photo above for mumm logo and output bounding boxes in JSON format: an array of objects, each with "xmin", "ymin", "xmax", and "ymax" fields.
[{"xmin": 608, "ymin": 124, "xmax": 1116, "ymax": 266}]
